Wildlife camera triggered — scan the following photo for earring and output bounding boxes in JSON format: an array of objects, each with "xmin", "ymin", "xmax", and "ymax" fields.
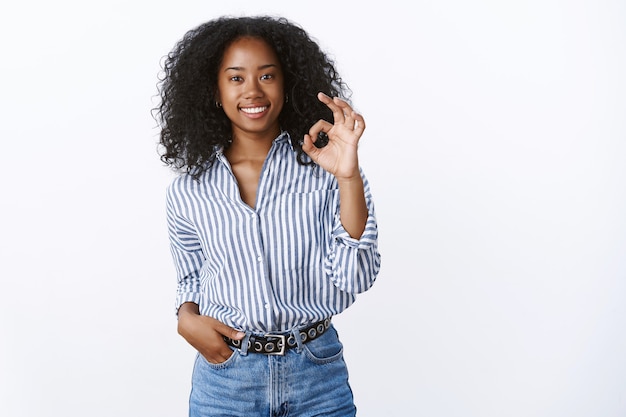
[
  {"xmin": 215, "ymin": 101, "xmax": 222, "ymax": 108},
  {"xmin": 285, "ymin": 94, "xmax": 289, "ymax": 103}
]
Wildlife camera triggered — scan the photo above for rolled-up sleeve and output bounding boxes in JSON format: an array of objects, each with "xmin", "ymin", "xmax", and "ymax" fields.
[
  {"xmin": 166, "ymin": 186, "xmax": 205, "ymax": 313},
  {"xmin": 324, "ymin": 173, "xmax": 381, "ymax": 294}
]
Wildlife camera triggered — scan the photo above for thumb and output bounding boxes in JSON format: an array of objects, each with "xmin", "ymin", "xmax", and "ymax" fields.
[{"xmin": 215, "ymin": 321, "xmax": 245, "ymax": 340}]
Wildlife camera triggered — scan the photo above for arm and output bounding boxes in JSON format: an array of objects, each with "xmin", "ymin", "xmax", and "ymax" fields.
[
  {"xmin": 302, "ymin": 92, "xmax": 368, "ymax": 238},
  {"xmin": 325, "ymin": 172, "xmax": 381, "ymax": 293},
  {"xmin": 302, "ymin": 93, "xmax": 381, "ymax": 292},
  {"xmin": 166, "ymin": 186, "xmax": 243, "ymax": 363},
  {"xmin": 336, "ymin": 175, "xmax": 368, "ymax": 239}
]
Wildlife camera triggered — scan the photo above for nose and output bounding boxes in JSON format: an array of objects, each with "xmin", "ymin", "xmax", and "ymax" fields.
[{"xmin": 243, "ymin": 78, "xmax": 263, "ymax": 99}]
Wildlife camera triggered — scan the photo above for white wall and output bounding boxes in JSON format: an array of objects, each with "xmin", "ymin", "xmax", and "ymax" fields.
[{"xmin": 1, "ymin": 1, "xmax": 625, "ymax": 416}]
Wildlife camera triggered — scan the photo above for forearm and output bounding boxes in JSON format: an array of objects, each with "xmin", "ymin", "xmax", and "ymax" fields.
[
  {"xmin": 337, "ymin": 175, "xmax": 368, "ymax": 239},
  {"xmin": 178, "ymin": 301, "xmax": 200, "ymax": 317}
]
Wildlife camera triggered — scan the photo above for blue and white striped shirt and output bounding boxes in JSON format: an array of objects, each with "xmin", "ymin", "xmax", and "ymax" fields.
[{"xmin": 165, "ymin": 132, "xmax": 381, "ymax": 333}]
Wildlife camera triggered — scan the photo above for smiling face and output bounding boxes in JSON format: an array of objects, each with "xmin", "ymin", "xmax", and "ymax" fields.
[{"xmin": 216, "ymin": 36, "xmax": 284, "ymax": 142}]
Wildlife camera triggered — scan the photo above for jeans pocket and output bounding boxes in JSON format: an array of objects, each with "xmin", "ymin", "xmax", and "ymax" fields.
[
  {"xmin": 303, "ymin": 326, "xmax": 344, "ymax": 365},
  {"xmin": 197, "ymin": 348, "xmax": 239, "ymax": 370}
]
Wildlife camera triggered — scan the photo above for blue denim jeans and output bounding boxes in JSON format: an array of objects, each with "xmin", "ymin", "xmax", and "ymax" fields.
[{"xmin": 189, "ymin": 324, "xmax": 356, "ymax": 417}]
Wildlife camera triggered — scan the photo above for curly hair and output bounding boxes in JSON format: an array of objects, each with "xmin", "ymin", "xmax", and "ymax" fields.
[{"xmin": 154, "ymin": 15, "xmax": 351, "ymax": 179}]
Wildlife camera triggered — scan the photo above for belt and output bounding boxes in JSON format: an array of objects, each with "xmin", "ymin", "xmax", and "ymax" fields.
[{"xmin": 223, "ymin": 318, "xmax": 331, "ymax": 355}]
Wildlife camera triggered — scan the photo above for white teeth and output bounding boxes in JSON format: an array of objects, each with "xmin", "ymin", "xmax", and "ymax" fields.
[{"xmin": 240, "ymin": 106, "xmax": 267, "ymax": 114}]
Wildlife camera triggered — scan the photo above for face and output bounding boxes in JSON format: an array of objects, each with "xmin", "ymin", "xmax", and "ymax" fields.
[{"xmin": 216, "ymin": 36, "xmax": 284, "ymax": 141}]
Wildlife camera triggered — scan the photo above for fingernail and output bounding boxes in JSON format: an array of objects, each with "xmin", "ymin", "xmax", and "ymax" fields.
[{"xmin": 236, "ymin": 331, "xmax": 245, "ymax": 339}]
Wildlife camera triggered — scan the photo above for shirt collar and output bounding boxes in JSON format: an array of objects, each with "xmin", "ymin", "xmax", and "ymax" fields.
[{"xmin": 275, "ymin": 130, "xmax": 295, "ymax": 151}]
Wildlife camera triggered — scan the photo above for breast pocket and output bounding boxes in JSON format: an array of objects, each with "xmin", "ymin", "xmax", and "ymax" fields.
[{"xmin": 277, "ymin": 189, "xmax": 338, "ymax": 271}]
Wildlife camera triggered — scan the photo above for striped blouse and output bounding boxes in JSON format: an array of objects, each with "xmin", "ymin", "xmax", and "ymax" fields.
[{"xmin": 165, "ymin": 132, "xmax": 381, "ymax": 333}]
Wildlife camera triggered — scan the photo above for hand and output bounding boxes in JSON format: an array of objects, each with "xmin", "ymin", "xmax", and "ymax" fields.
[
  {"xmin": 302, "ymin": 92, "xmax": 366, "ymax": 181},
  {"xmin": 177, "ymin": 303, "xmax": 245, "ymax": 364}
]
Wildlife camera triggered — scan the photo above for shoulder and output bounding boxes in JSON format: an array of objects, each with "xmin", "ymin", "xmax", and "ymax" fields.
[
  {"xmin": 167, "ymin": 172, "xmax": 195, "ymax": 194},
  {"xmin": 165, "ymin": 170, "xmax": 207, "ymax": 202}
]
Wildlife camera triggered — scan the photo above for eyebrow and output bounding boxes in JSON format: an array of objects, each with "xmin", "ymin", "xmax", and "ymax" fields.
[{"xmin": 223, "ymin": 64, "xmax": 278, "ymax": 72}]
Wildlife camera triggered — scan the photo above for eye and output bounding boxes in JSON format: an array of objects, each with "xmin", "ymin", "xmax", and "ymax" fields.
[
  {"xmin": 260, "ymin": 74, "xmax": 274, "ymax": 81},
  {"xmin": 229, "ymin": 75, "xmax": 243, "ymax": 82}
]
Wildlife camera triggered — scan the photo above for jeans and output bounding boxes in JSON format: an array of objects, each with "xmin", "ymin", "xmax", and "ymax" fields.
[{"xmin": 189, "ymin": 324, "xmax": 356, "ymax": 417}]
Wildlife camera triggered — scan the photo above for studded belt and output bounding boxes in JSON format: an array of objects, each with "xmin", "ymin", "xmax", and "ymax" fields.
[{"xmin": 223, "ymin": 318, "xmax": 331, "ymax": 355}]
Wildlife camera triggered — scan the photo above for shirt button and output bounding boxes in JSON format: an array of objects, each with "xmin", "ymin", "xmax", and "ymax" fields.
[
  {"xmin": 264, "ymin": 304, "xmax": 271, "ymax": 309},
  {"xmin": 257, "ymin": 256, "xmax": 263, "ymax": 262}
]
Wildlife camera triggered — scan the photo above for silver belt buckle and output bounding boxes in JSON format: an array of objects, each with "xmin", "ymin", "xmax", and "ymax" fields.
[{"xmin": 264, "ymin": 334, "xmax": 287, "ymax": 355}]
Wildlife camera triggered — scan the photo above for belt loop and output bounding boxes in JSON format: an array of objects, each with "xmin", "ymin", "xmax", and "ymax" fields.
[
  {"xmin": 290, "ymin": 326, "xmax": 304, "ymax": 353},
  {"xmin": 239, "ymin": 332, "xmax": 252, "ymax": 356}
]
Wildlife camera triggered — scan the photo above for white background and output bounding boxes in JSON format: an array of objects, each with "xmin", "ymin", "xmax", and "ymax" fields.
[{"xmin": 1, "ymin": 1, "xmax": 625, "ymax": 416}]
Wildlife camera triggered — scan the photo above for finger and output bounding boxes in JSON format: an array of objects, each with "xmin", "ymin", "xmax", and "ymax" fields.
[
  {"xmin": 332, "ymin": 97, "xmax": 356, "ymax": 124},
  {"xmin": 326, "ymin": 94, "xmax": 361, "ymax": 131},
  {"xmin": 352, "ymin": 111, "xmax": 366, "ymax": 136},
  {"xmin": 306, "ymin": 119, "xmax": 333, "ymax": 143},
  {"xmin": 215, "ymin": 321, "xmax": 245, "ymax": 340},
  {"xmin": 302, "ymin": 133, "xmax": 319, "ymax": 157},
  {"xmin": 302, "ymin": 131, "xmax": 331, "ymax": 159},
  {"xmin": 318, "ymin": 92, "xmax": 346, "ymax": 125},
  {"xmin": 197, "ymin": 315, "xmax": 245, "ymax": 340},
  {"xmin": 332, "ymin": 96, "xmax": 361, "ymax": 124}
]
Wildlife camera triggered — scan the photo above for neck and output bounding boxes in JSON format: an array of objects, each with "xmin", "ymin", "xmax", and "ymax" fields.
[{"xmin": 225, "ymin": 130, "xmax": 279, "ymax": 163}]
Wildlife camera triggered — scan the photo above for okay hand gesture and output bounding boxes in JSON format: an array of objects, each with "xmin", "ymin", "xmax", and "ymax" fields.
[{"xmin": 302, "ymin": 92, "xmax": 366, "ymax": 181}]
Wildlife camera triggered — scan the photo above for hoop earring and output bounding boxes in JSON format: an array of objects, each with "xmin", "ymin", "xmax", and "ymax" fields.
[
  {"xmin": 285, "ymin": 94, "xmax": 289, "ymax": 103},
  {"xmin": 215, "ymin": 101, "xmax": 222, "ymax": 108}
]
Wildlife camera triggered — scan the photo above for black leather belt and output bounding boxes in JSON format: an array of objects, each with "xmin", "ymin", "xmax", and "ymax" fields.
[{"xmin": 223, "ymin": 318, "xmax": 331, "ymax": 355}]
